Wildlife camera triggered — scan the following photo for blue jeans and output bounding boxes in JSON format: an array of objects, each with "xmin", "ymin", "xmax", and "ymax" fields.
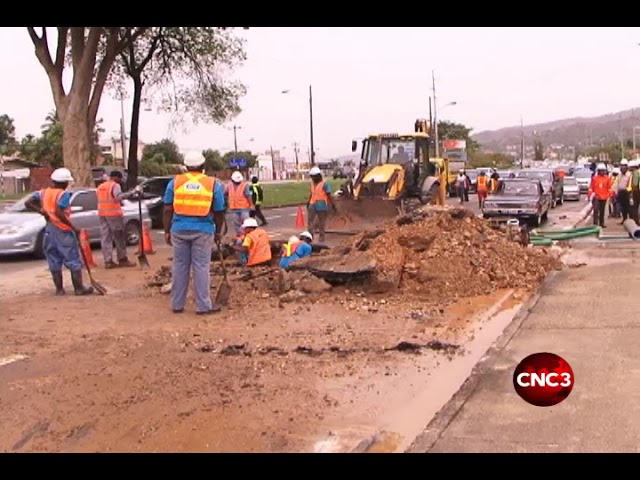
[
  {"xmin": 231, "ymin": 209, "xmax": 250, "ymax": 236},
  {"xmin": 44, "ymin": 224, "xmax": 82, "ymax": 272},
  {"xmin": 171, "ymin": 230, "xmax": 214, "ymax": 312}
]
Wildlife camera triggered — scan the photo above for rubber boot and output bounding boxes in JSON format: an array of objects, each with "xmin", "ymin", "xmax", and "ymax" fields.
[
  {"xmin": 51, "ymin": 271, "xmax": 65, "ymax": 296},
  {"xmin": 70, "ymin": 270, "xmax": 94, "ymax": 295}
]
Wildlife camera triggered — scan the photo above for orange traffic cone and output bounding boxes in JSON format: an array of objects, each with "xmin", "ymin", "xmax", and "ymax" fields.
[
  {"xmin": 79, "ymin": 229, "xmax": 96, "ymax": 267},
  {"xmin": 295, "ymin": 206, "xmax": 306, "ymax": 228},
  {"xmin": 137, "ymin": 224, "xmax": 156, "ymax": 255}
]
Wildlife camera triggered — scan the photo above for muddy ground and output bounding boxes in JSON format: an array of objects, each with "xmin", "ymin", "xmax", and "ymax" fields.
[{"xmin": 0, "ymin": 246, "xmax": 534, "ymax": 453}]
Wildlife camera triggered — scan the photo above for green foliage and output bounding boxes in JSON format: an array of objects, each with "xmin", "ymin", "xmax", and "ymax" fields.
[
  {"xmin": 222, "ymin": 150, "xmax": 257, "ymax": 168},
  {"xmin": 468, "ymin": 152, "xmax": 515, "ymax": 169},
  {"xmin": 534, "ymin": 139, "xmax": 544, "ymax": 161},
  {"xmin": 203, "ymin": 149, "xmax": 225, "ymax": 173},
  {"xmin": 583, "ymin": 142, "xmax": 626, "ymax": 163},
  {"xmin": 0, "ymin": 114, "xmax": 17, "ymax": 154},
  {"xmin": 139, "ymin": 159, "xmax": 169, "ymax": 177},
  {"xmin": 437, "ymin": 121, "xmax": 481, "ymax": 152},
  {"xmin": 142, "ymin": 139, "xmax": 183, "ymax": 164}
]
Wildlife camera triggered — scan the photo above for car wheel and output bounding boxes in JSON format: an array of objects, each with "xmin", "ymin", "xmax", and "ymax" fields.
[
  {"xmin": 125, "ymin": 220, "xmax": 141, "ymax": 246},
  {"xmin": 533, "ymin": 213, "xmax": 543, "ymax": 227},
  {"xmin": 34, "ymin": 230, "xmax": 45, "ymax": 259}
]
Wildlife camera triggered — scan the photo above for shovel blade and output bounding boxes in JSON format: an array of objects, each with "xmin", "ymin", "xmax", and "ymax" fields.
[
  {"xmin": 215, "ymin": 281, "xmax": 232, "ymax": 306},
  {"xmin": 91, "ymin": 279, "xmax": 108, "ymax": 295},
  {"xmin": 138, "ymin": 254, "xmax": 151, "ymax": 269}
]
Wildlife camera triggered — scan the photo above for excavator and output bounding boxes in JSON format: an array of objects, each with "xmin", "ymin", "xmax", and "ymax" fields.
[{"xmin": 328, "ymin": 119, "xmax": 450, "ymax": 231}]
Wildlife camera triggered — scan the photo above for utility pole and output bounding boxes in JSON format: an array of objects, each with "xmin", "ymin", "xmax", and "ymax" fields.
[
  {"xmin": 227, "ymin": 125, "xmax": 241, "ymax": 155},
  {"xmin": 269, "ymin": 145, "xmax": 276, "ymax": 180},
  {"xmin": 620, "ymin": 113, "xmax": 625, "ymax": 160},
  {"xmin": 309, "ymin": 85, "xmax": 315, "ymax": 166},
  {"xmin": 432, "ymin": 70, "xmax": 440, "ymax": 158},
  {"xmin": 119, "ymin": 94, "xmax": 128, "ymax": 170},
  {"xmin": 520, "ymin": 116, "xmax": 525, "ymax": 169},
  {"xmin": 293, "ymin": 142, "xmax": 300, "ymax": 181}
]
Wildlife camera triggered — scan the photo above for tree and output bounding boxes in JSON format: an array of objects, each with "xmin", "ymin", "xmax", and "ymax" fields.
[
  {"xmin": 141, "ymin": 139, "xmax": 183, "ymax": 164},
  {"xmin": 109, "ymin": 27, "xmax": 247, "ymax": 189},
  {"xmin": 27, "ymin": 27, "xmax": 148, "ymax": 185},
  {"xmin": 222, "ymin": 150, "xmax": 257, "ymax": 169},
  {"xmin": 534, "ymin": 139, "xmax": 544, "ymax": 161},
  {"xmin": 437, "ymin": 121, "xmax": 481, "ymax": 152},
  {"xmin": 203, "ymin": 149, "xmax": 225, "ymax": 173},
  {"xmin": 468, "ymin": 152, "xmax": 515, "ymax": 169},
  {"xmin": 0, "ymin": 114, "xmax": 17, "ymax": 154}
]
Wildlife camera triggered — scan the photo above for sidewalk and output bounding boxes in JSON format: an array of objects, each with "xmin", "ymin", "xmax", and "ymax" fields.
[{"xmin": 408, "ymin": 240, "xmax": 640, "ymax": 453}]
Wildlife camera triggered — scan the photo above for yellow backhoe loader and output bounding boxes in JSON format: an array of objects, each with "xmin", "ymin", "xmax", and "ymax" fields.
[{"xmin": 328, "ymin": 119, "xmax": 450, "ymax": 232}]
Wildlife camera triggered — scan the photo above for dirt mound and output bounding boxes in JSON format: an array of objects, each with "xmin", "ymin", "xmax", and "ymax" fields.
[{"xmin": 345, "ymin": 206, "xmax": 562, "ymax": 300}]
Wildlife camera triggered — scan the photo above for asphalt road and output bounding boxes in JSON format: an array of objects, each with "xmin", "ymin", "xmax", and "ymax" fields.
[{"xmin": 0, "ymin": 198, "xmax": 587, "ymax": 276}]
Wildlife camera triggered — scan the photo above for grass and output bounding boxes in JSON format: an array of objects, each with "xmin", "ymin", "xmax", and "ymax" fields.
[
  {"xmin": 0, "ymin": 192, "xmax": 27, "ymax": 201},
  {"xmin": 261, "ymin": 179, "xmax": 343, "ymax": 208}
]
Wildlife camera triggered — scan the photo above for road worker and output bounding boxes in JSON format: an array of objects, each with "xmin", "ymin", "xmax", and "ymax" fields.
[
  {"xmin": 226, "ymin": 171, "xmax": 253, "ymax": 236},
  {"xmin": 488, "ymin": 169, "xmax": 500, "ymax": 193},
  {"xmin": 476, "ymin": 170, "xmax": 489, "ymax": 209},
  {"xmin": 609, "ymin": 168, "xmax": 621, "ymax": 218},
  {"xmin": 630, "ymin": 160, "xmax": 640, "ymax": 223},
  {"xmin": 455, "ymin": 170, "xmax": 469, "ymax": 204},
  {"xmin": 616, "ymin": 159, "xmax": 632, "ymax": 223},
  {"xmin": 279, "ymin": 231, "xmax": 314, "ymax": 269},
  {"xmin": 233, "ymin": 217, "xmax": 272, "ymax": 267},
  {"xmin": 24, "ymin": 168, "xmax": 93, "ymax": 296},
  {"xmin": 249, "ymin": 176, "xmax": 268, "ymax": 226},
  {"xmin": 163, "ymin": 151, "xmax": 226, "ymax": 315},
  {"xmin": 96, "ymin": 170, "xmax": 136, "ymax": 268},
  {"xmin": 588, "ymin": 163, "xmax": 614, "ymax": 228},
  {"xmin": 307, "ymin": 166, "xmax": 335, "ymax": 243}
]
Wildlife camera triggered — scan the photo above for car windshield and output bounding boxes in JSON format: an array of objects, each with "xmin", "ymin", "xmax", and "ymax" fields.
[
  {"xmin": 466, "ymin": 171, "xmax": 478, "ymax": 180},
  {"xmin": 517, "ymin": 170, "xmax": 551, "ymax": 180},
  {"xmin": 366, "ymin": 138, "xmax": 415, "ymax": 166},
  {"xmin": 6, "ymin": 193, "xmax": 32, "ymax": 212},
  {"xmin": 501, "ymin": 181, "xmax": 539, "ymax": 196}
]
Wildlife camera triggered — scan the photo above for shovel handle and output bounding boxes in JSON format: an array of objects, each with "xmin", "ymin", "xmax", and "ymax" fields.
[{"xmin": 215, "ymin": 239, "xmax": 228, "ymax": 282}]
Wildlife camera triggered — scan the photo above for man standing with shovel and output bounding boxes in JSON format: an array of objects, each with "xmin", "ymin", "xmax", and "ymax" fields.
[{"xmin": 163, "ymin": 151, "xmax": 226, "ymax": 315}]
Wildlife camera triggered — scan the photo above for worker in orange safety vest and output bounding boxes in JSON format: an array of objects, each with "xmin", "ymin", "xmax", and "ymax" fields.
[
  {"xmin": 588, "ymin": 163, "xmax": 614, "ymax": 228},
  {"xmin": 96, "ymin": 170, "xmax": 136, "ymax": 268},
  {"xmin": 233, "ymin": 217, "xmax": 272, "ymax": 267},
  {"xmin": 307, "ymin": 166, "xmax": 335, "ymax": 243},
  {"xmin": 476, "ymin": 171, "xmax": 489, "ymax": 209},
  {"xmin": 226, "ymin": 171, "xmax": 254, "ymax": 236}
]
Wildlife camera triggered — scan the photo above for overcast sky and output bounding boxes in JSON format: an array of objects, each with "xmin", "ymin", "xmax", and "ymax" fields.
[{"xmin": 1, "ymin": 27, "xmax": 639, "ymax": 160}]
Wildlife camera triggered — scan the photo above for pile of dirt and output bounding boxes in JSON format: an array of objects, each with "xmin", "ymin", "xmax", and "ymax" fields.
[{"xmin": 343, "ymin": 206, "xmax": 562, "ymax": 300}]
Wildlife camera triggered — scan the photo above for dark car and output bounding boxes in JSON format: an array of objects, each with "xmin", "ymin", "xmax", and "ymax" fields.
[
  {"xmin": 515, "ymin": 169, "xmax": 564, "ymax": 208},
  {"xmin": 130, "ymin": 176, "xmax": 174, "ymax": 228},
  {"xmin": 482, "ymin": 178, "xmax": 552, "ymax": 227}
]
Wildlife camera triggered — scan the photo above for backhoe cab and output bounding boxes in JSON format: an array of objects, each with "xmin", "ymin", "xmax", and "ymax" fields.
[{"xmin": 329, "ymin": 119, "xmax": 449, "ymax": 231}]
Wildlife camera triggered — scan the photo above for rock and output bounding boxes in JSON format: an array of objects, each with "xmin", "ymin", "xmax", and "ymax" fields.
[
  {"xmin": 299, "ymin": 276, "xmax": 332, "ymax": 294},
  {"xmin": 160, "ymin": 283, "xmax": 172, "ymax": 294}
]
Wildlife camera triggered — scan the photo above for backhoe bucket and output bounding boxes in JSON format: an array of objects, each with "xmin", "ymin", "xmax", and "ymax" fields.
[{"xmin": 327, "ymin": 196, "xmax": 401, "ymax": 234}]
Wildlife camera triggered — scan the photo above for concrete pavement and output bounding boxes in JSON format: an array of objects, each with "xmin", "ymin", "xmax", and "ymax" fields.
[{"xmin": 409, "ymin": 240, "xmax": 640, "ymax": 453}]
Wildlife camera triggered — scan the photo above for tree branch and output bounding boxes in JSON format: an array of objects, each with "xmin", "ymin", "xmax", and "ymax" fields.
[
  {"xmin": 55, "ymin": 27, "xmax": 69, "ymax": 71},
  {"xmin": 87, "ymin": 29, "xmax": 120, "ymax": 126},
  {"xmin": 70, "ymin": 27, "xmax": 85, "ymax": 70},
  {"xmin": 27, "ymin": 27, "xmax": 67, "ymax": 109}
]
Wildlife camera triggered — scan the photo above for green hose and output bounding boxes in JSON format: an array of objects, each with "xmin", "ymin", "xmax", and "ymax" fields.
[
  {"xmin": 530, "ymin": 238, "xmax": 553, "ymax": 246},
  {"xmin": 530, "ymin": 226, "xmax": 600, "ymax": 241},
  {"xmin": 532, "ymin": 225, "xmax": 600, "ymax": 235}
]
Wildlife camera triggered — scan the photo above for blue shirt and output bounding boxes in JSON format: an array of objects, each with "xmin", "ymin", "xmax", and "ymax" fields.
[
  {"xmin": 163, "ymin": 177, "xmax": 226, "ymax": 234},
  {"xmin": 279, "ymin": 241, "xmax": 313, "ymax": 269},
  {"xmin": 309, "ymin": 181, "xmax": 332, "ymax": 212},
  {"xmin": 32, "ymin": 189, "xmax": 72, "ymax": 209}
]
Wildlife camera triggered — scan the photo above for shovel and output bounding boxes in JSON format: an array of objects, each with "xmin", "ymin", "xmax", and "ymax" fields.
[
  {"xmin": 73, "ymin": 230, "xmax": 107, "ymax": 295},
  {"xmin": 214, "ymin": 239, "xmax": 232, "ymax": 306},
  {"xmin": 137, "ymin": 195, "xmax": 150, "ymax": 269}
]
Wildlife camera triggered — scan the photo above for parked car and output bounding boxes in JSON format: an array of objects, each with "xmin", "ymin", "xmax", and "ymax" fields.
[
  {"xmin": 482, "ymin": 178, "xmax": 552, "ymax": 227},
  {"xmin": 129, "ymin": 176, "xmax": 174, "ymax": 228},
  {"xmin": 515, "ymin": 169, "xmax": 564, "ymax": 207},
  {"xmin": 573, "ymin": 168, "xmax": 592, "ymax": 193},
  {"xmin": 562, "ymin": 176, "xmax": 581, "ymax": 201},
  {"xmin": 0, "ymin": 188, "xmax": 152, "ymax": 258}
]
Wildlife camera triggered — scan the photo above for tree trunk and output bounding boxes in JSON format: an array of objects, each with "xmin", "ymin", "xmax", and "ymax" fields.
[
  {"xmin": 62, "ymin": 107, "xmax": 93, "ymax": 187},
  {"xmin": 126, "ymin": 76, "xmax": 143, "ymax": 190}
]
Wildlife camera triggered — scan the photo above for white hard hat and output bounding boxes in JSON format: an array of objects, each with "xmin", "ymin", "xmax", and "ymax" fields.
[
  {"xmin": 288, "ymin": 235, "xmax": 300, "ymax": 244},
  {"xmin": 596, "ymin": 163, "xmax": 607, "ymax": 170},
  {"xmin": 184, "ymin": 150, "xmax": 205, "ymax": 167},
  {"xmin": 612, "ymin": 167, "xmax": 621, "ymax": 174},
  {"xmin": 242, "ymin": 218, "xmax": 258, "ymax": 228},
  {"xmin": 231, "ymin": 171, "xmax": 244, "ymax": 182},
  {"xmin": 299, "ymin": 231, "xmax": 313, "ymax": 241},
  {"xmin": 630, "ymin": 160, "xmax": 639, "ymax": 168},
  {"xmin": 621, "ymin": 159, "xmax": 629, "ymax": 166},
  {"xmin": 50, "ymin": 167, "xmax": 74, "ymax": 182},
  {"xmin": 309, "ymin": 166, "xmax": 322, "ymax": 176}
]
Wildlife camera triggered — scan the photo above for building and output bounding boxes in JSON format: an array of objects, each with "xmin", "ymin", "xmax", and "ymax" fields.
[
  {"xmin": 97, "ymin": 138, "xmax": 146, "ymax": 169},
  {"xmin": 0, "ymin": 157, "xmax": 52, "ymax": 196}
]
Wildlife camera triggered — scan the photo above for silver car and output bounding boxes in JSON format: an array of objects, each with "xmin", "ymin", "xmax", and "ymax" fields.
[
  {"xmin": 562, "ymin": 176, "xmax": 581, "ymax": 201},
  {"xmin": 0, "ymin": 188, "xmax": 152, "ymax": 258}
]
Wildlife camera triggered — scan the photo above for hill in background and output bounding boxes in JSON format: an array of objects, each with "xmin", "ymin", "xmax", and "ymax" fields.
[{"xmin": 473, "ymin": 108, "xmax": 640, "ymax": 153}]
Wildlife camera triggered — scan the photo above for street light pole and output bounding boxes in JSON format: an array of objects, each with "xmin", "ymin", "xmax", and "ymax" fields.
[
  {"xmin": 119, "ymin": 94, "xmax": 128, "ymax": 170},
  {"xmin": 431, "ymin": 71, "xmax": 457, "ymax": 157},
  {"xmin": 309, "ymin": 85, "xmax": 315, "ymax": 167}
]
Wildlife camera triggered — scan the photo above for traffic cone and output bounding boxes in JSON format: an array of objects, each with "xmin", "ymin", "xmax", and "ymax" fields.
[
  {"xmin": 79, "ymin": 229, "xmax": 96, "ymax": 267},
  {"xmin": 137, "ymin": 224, "xmax": 156, "ymax": 254},
  {"xmin": 295, "ymin": 206, "xmax": 305, "ymax": 228}
]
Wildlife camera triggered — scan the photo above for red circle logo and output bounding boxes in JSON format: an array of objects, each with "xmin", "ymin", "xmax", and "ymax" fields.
[{"xmin": 513, "ymin": 352, "xmax": 574, "ymax": 407}]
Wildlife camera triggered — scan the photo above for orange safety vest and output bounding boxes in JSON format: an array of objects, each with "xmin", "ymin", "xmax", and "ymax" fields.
[
  {"xmin": 40, "ymin": 187, "xmax": 72, "ymax": 231},
  {"xmin": 477, "ymin": 176, "xmax": 488, "ymax": 192},
  {"xmin": 310, "ymin": 180, "xmax": 328, "ymax": 204},
  {"xmin": 227, "ymin": 181, "xmax": 252, "ymax": 210},
  {"xmin": 282, "ymin": 241, "xmax": 301, "ymax": 258},
  {"xmin": 246, "ymin": 228, "xmax": 272, "ymax": 266},
  {"xmin": 96, "ymin": 180, "xmax": 123, "ymax": 217},
  {"xmin": 589, "ymin": 175, "xmax": 614, "ymax": 200},
  {"xmin": 173, "ymin": 172, "xmax": 215, "ymax": 217}
]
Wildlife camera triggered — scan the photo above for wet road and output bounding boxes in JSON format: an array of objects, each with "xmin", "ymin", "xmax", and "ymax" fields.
[{"xmin": 0, "ymin": 198, "xmax": 586, "ymax": 276}]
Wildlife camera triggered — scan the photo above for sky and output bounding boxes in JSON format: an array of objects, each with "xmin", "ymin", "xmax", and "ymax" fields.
[{"xmin": 1, "ymin": 27, "xmax": 640, "ymax": 161}]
